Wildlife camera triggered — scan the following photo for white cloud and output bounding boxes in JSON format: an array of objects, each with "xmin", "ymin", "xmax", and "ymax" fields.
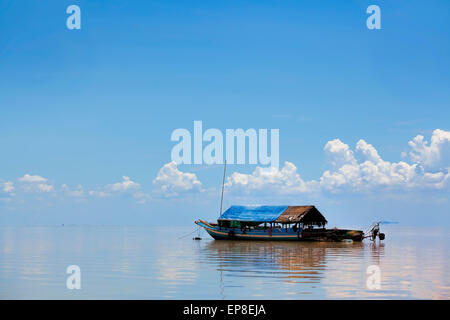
[
  {"xmin": 225, "ymin": 161, "xmax": 317, "ymax": 194},
  {"xmin": 153, "ymin": 161, "xmax": 202, "ymax": 195},
  {"xmin": 226, "ymin": 130, "xmax": 450, "ymax": 195},
  {"xmin": 88, "ymin": 176, "xmax": 144, "ymax": 202},
  {"xmin": 108, "ymin": 176, "xmax": 140, "ymax": 192},
  {"xmin": 408, "ymin": 129, "xmax": 450, "ymax": 170},
  {"xmin": 37, "ymin": 183, "xmax": 54, "ymax": 193},
  {"xmin": 2, "ymin": 181, "xmax": 15, "ymax": 194},
  {"xmin": 5, "ymin": 129, "xmax": 449, "ymax": 204},
  {"xmin": 355, "ymin": 139, "xmax": 382, "ymax": 163},
  {"xmin": 18, "ymin": 174, "xmax": 54, "ymax": 193},
  {"xmin": 18, "ymin": 174, "xmax": 47, "ymax": 183},
  {"xmin": 324, "ymin": 139, "xmax": 357, "ymax": 168},
  {"xmin": 320, "ymin": 136, "xmax": 450, "ymax": 193}
]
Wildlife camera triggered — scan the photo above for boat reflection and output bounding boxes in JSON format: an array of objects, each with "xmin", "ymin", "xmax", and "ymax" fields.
[
  {"xmin": 202, "ymin": 240, "xmax": 365, "ymax": 282},
  {"xmin": 369, "ymin": 241, "xmax": 385, "ymax": 265},
  {"xmin": 200, "ymin": 240, "xmax": 391, "ymax": 299}
]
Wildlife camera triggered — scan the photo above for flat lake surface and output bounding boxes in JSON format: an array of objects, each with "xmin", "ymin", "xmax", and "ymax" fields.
[{"xmin": 0, "ymin": 226, "xmax": 448, "ymax": 299}]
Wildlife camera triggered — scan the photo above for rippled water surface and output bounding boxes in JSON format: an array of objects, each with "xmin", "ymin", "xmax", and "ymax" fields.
[{"xmin": 0, "ymin": 226, "xmax": 448, "ymax": 299}]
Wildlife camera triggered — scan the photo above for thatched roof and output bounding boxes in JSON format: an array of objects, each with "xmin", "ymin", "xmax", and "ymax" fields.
[{"xmin": 275, "ymin": 206, "xmax": 327, "ymax": 225}]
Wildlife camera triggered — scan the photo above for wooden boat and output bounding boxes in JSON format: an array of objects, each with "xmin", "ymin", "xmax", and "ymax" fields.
[{"xmin": 195, "ymin": 205, "xmax": 365, "ymax": 242}]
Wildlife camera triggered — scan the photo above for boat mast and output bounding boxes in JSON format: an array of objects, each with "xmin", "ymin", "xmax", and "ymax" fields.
[{"xmin": 219, "ymin": 160, "xmax": 227, "ymax": 218}]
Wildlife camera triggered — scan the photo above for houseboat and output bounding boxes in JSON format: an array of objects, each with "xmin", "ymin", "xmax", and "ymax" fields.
[{"xmin": 195, "ymin": 205, "xmax": 380, "ymax": 242}]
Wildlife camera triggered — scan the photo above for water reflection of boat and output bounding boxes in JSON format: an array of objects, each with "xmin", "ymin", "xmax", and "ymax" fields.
[
  {"xmin": 196, "ymin": 205, "xmax": 365, "ymax": 242},
  {"xmin": 203, "ymin": 240, "xmax": 364, "ymax": 282},
  {"xmin": 200, "ymin": 239, "xmax": 393, "ymax": 299}
]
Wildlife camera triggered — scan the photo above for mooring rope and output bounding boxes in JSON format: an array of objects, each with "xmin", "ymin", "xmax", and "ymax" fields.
[{"xmin": 177, "ymin": 225, "xmax": 201, "ymax": 239}]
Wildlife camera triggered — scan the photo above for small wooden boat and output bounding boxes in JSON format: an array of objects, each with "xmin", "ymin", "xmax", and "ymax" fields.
[{"xmin": 195, "ymin": 205, "xmax": 365, "ymax": 242}]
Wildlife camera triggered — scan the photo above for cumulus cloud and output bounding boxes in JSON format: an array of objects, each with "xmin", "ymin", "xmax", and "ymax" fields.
[
  {"xmin": 37, "ymin": 183, "xmax": 54, "ymax": 192},
  {"xmin": 4, "ymin": 129, "xmax": 448, "ymax": 204},
  {"xmin": 18, "ymin": 174, "xmax": 47, "ymax": 183},
  {"xmin": 324, "ymin": 139, "xmax": 357, "ymax": 168},
  {"xmin": 108, "ymin": 176, "xmax": 140, "ymax": 192},
  {"xmin": 18, "ymin": 174, "xmax": 54, "ymax": 193},
  {"xmin": 226, "ymin": 130, "xmax": 450, "ymax": 195},
  {"xmin": 321, "ymin": 138, "xmax": 450, "ymax": 192},
  {"xmin": 153, "ymin": 161, "xmax": 202, "ymax": 195},
  {"xmin": 323, "ymin": 141, "xmax": 411, "ymax": 192},
  {"xmin": 408, "ymin": 129, "xmax": 450, "ymax": 170},
  {"xmin": 88, "ymin": 176, "xmax": 147, "ymax": 203},
  {"xmin": 225, "ymin": 161, "xmax": 317, "ymax": 194}
]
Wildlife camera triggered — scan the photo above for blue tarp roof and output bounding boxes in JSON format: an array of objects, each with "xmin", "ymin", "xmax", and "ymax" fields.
[{"xmin": 219, "ymin": 205, "xmax": 288, "ymax": 222}]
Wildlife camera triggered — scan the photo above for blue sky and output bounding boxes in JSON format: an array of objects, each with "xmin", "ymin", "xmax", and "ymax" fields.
[{"xmin": 1, "ymin": 0, "xmax": 449, "ymax": 227}]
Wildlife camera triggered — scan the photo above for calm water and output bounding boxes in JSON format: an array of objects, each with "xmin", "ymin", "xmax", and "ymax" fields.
[{"xmin": 0, "ymin": 225, "xmax": 448, "ymax": 299}]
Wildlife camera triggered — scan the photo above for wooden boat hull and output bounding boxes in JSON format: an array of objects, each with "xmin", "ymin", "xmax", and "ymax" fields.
[{"xmin": 195, "ymin": 220, "xmax": 363, "ymax": 242}]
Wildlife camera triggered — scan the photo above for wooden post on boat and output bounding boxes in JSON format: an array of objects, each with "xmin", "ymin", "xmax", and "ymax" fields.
[{"xmin": 219, "ymin": 160, "xmax": 227, "ymax": 218}]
